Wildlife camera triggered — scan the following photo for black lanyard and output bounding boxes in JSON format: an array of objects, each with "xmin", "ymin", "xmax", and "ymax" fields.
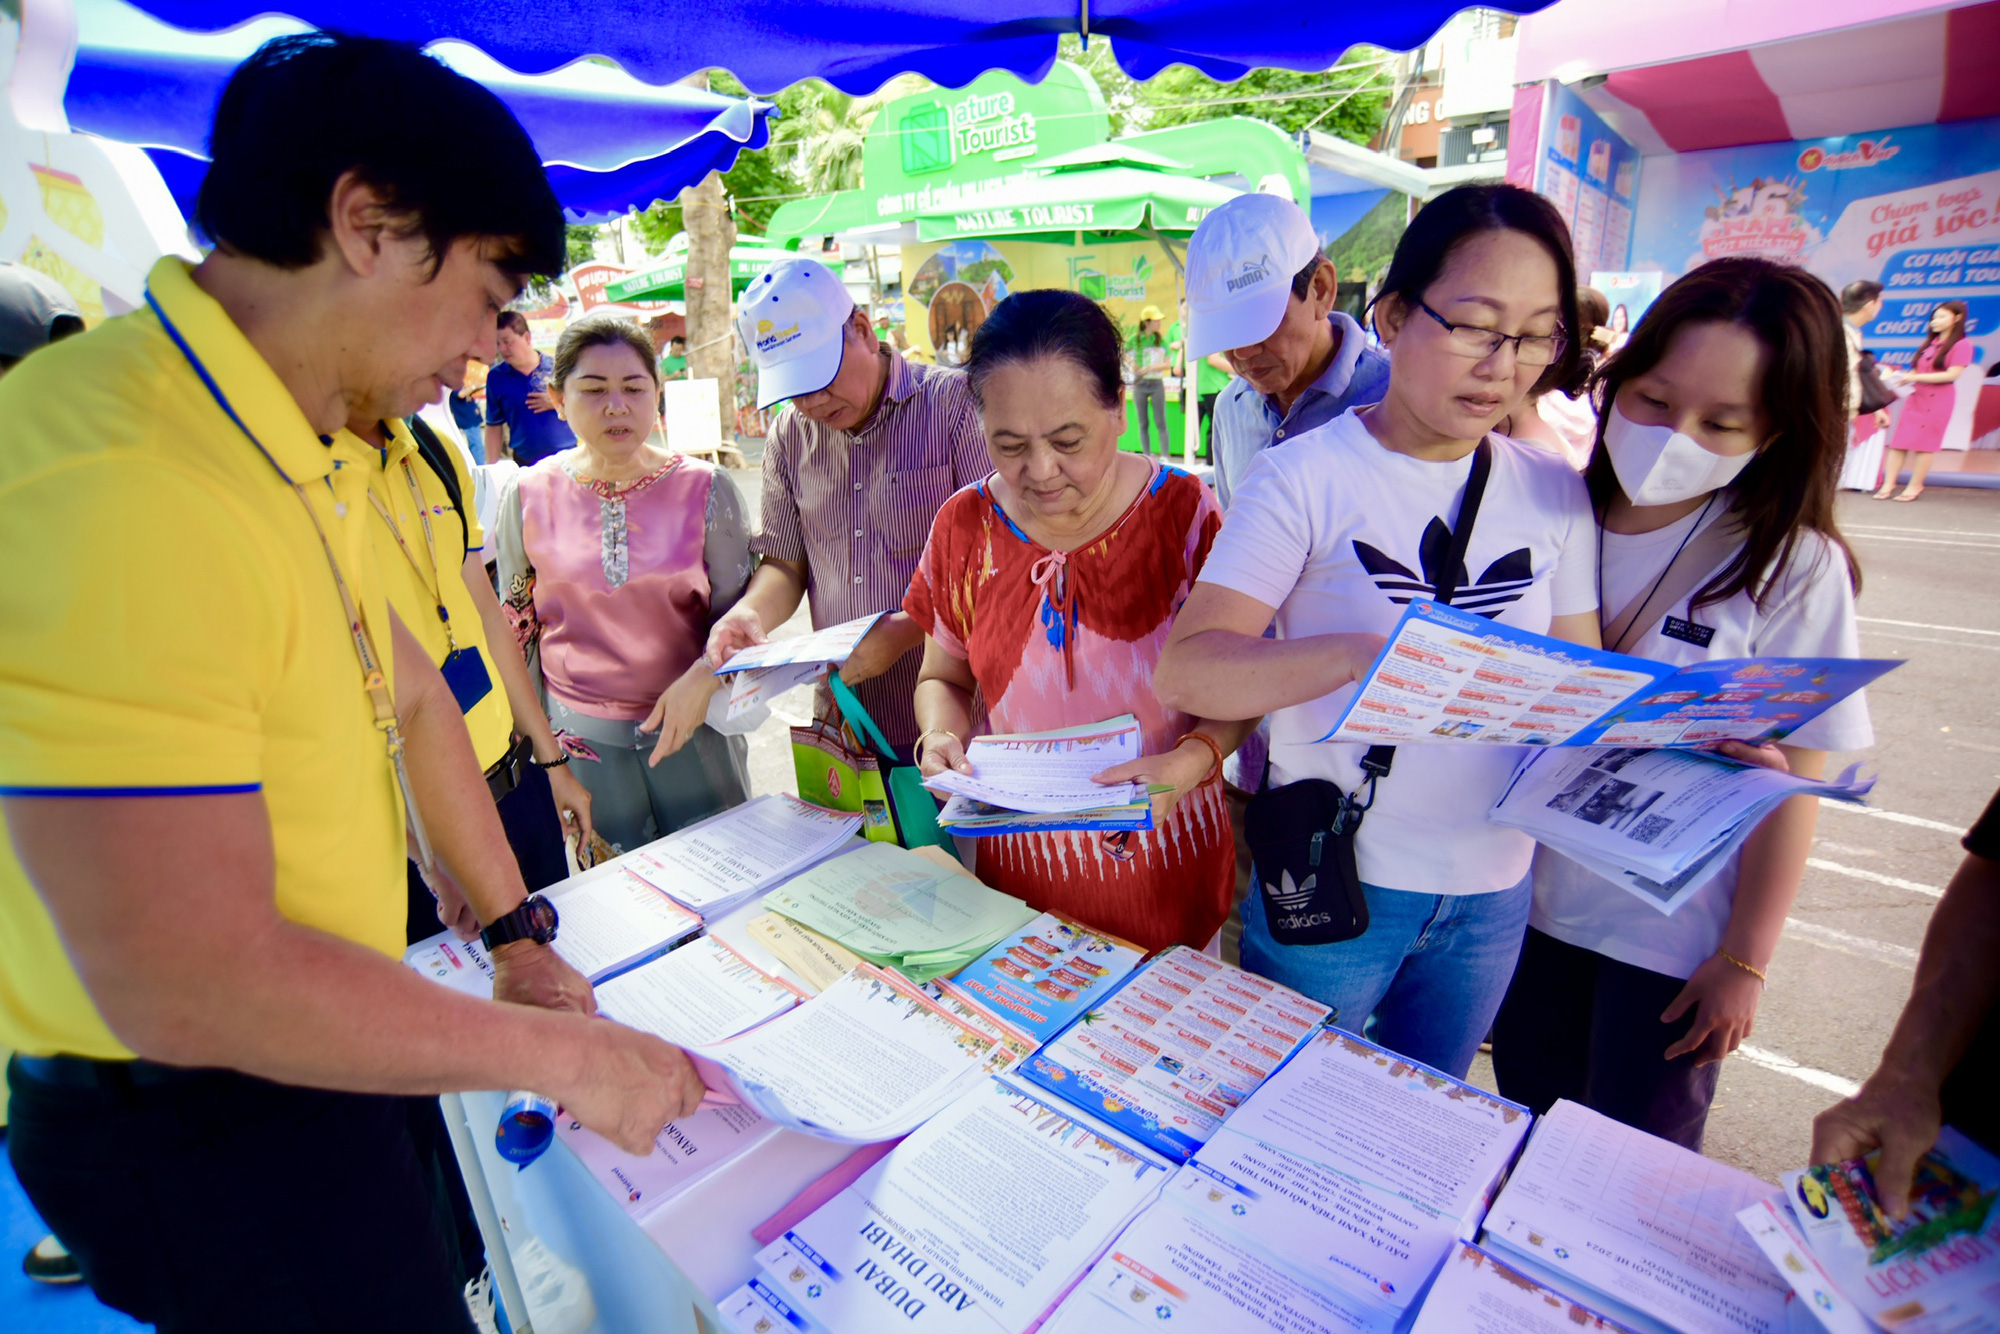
[{"xmin": 1595, "ymin": 491, "xmax": 1718, "ymax": 650}]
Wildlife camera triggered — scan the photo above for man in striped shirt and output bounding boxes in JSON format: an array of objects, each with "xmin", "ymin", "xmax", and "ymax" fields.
[{"xmin": 711, "ymin": 258, "xmax": 989, "ymax": 751}]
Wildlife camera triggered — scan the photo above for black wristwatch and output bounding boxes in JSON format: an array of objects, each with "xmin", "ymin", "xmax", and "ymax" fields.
[{"xmin": 481, "ymin": 893, "xmax": 560, "ymax": 951}]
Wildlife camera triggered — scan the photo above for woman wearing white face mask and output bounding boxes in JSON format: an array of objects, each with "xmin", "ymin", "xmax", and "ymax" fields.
[{"xmin": 1492, "ymin": 258, "xmax": 1873, "ymax": 1151}]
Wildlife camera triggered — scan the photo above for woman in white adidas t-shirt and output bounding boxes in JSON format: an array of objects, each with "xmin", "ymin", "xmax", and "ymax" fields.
[
  {"xmin": 1157, "ymin": 185, "xmax": 1601, "ymax": 1079},
  {"xmin": 1492, "ymin": 257, "xmax": 1872, "ymax": 1151}
]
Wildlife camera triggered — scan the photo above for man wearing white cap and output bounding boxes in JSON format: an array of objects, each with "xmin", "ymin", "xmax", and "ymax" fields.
[
  {"xmin": 711, "ymin": 257, "xmax": 988, "ymax": 750},
  {"xmin": 1188, "ymin": 193, "xmax": 1390, "ymax": 510}
]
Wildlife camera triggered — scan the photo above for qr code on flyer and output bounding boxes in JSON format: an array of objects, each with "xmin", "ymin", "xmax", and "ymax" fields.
[{"xmin": 1629, "ymin": 814, "xmax": 1674, "ymax": 845}]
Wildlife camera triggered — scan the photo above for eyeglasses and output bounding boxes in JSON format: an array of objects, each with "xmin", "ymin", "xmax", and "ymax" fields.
[{"xmin": 1416, "ymin": 301, "xmax": 1567, "ymax": 368}]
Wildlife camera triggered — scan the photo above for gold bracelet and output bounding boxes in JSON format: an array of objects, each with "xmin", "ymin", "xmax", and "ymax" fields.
[
  {"xmin": 1716, "ymin": 949, "xmax": 1767, "ymax": 983},
  {"xmin": 916, "ymin": 728, "xmax": 963, "ymax": 758}
]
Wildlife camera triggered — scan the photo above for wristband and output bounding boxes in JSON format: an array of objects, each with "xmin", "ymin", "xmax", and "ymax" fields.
[{"xmin": 532, "ymin": 752, "xmax": 571, "ymax": 769}]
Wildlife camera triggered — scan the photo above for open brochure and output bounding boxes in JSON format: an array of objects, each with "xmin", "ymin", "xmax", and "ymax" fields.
[
  {"xmin": 762, "ymin": 842, "xmax": 1038, "ymax": 983},
  {"xmin": 1482, "ymin": 1100, "xmax": 1792, "ymax": 1334},
  {"xmin": 925, "ymin": 716, "xmax": 1145, "ymax": 814},
  {"xmin": 712, "ymin": 612, "xmax": 884, "ymax": 721},
  {"xmin": 692, "ymin": 964, "xmax": 999, "ymax": 1143},
  {"xmin": 752, "ymin": 1076, "xmax": 1172, "ymax": 1334},
  {"xmin": 1410, "ymin": 1242, "xmax": 1639, "ymax": 1333},
  {"xmin": 594, "ymin": 934, "xmax": 803, "ymax": 1048},
  {"xmin": 1741, "ymin": 1126, "xmax": 2000, "ymax": 1334},
  {"xmin": 544, "ymin": 868, "xmax": 703, "ymax": 984},
  {"xmin": 1324, "ymin": 600, "xmax": 1897, "ymax": 748},
  {"xmin": 1490, "ymin": 747, "xmax": 1876, "ymax": 914},
  {"xmin": 622, "ymin": 794, "xmax": 862, "ymax": 919},
  {"xmin": 1173, "ymin": 1028, "xmax": 1534, "ymax": 1327},
  {"xmin": 1022, "ymin": 946, "xmax": 1330, "ymax": 1163},
  {"xmin": 939, "ymin": 911, "xmax": 1144, "ymax": 1044}
]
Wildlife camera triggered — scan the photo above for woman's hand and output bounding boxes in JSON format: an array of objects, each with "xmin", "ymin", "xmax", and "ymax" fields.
[
  {"xmin": 643, "ymin": 669, "xmax": 718, "ymax": 767},
  {"xmin": 1708, "ymin": 740, "xmax": 1791, "ymax": 773},
  {"xmin": 1325, "ymin": 632, "xmax": 1390, "ymax": 688},
  {"xmin": 918, "ymin": 730, "xmax": 971, "ymax": 779},
  {"xmin": 544, "ymin": 762, "xmax": 595, "ymax": 850},
  {"xmin": 705, "ymin": 602, "xmax": 768, "ymax": 668},
  {"xmin": 1660, "ymin": 952, "xmax": 1765, "ymax": 1064},
  {"xmin": 1094, "ymin": 738, "xmax": 1215, "ymax": 828}
]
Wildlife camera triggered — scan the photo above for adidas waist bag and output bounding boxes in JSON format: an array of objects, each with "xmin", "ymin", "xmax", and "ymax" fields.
[{"xmin": 1245, "ymin": 776, "xmax": 1371, "ymax": 947}]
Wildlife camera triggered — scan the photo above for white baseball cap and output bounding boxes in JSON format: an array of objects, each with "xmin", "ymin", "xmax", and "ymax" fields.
[
  {"xmin": 1185, "ymin": 194, "xmax": 1322, "ymax": 359},
  {"xmin": 738, "ymin": 257, "xmax": 856, "ymax": 409}
]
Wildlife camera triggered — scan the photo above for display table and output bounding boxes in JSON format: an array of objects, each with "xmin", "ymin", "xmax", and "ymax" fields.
[{"xmin": 433, "ymin": 866, "xmax": 867, "ymax": 1334}]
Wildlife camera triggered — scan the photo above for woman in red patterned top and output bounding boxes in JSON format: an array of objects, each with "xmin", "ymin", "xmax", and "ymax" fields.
[{"xmin": 905, "ymin": 290, "xmax": 1252, "ymax": 952}]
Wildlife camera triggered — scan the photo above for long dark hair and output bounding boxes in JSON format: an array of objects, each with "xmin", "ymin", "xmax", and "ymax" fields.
[
  {"xmin": 1584, "ymin": 257, "xmax": 1858, "ymax": 612},
  {"xmin": 966, "ymin": 289, "xmax": 1123, "ymax": 408},
  {"xmin": 1914, "ymin": 299, "xmax": 1968, "ymax": 366},
  {"xmin": 1372, "ymin": 183, "xmax": 1583, "ymax": 397}
]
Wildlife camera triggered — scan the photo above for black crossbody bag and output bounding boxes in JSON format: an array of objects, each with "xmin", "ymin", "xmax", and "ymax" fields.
[{"xmin": 1245, "ymin": 439, "xmax": 1493, "ymax": 946}]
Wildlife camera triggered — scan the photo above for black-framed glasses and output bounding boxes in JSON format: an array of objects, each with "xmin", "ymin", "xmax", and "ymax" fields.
[{"xmin": 1417, "ymin": 300, "xmax": 1567, "ymax": 368}]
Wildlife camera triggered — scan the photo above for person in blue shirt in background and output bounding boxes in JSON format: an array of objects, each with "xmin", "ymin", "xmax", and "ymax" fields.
[{"xmin": 485, "ymin": 308, "xmax": 575, "ymax": 465}]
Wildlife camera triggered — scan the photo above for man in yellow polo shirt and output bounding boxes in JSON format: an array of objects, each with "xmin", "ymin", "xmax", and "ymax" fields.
[
  {"xmin": 0, "ymin": 34, "xmax": 701, "ymax": 1331},
  {"xmin": 359, "ymin": 413, "xmax": 595, "ymax": 939}
]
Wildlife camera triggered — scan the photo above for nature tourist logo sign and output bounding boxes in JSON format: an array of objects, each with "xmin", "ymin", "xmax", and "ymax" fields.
[{"xmin": 900, "ymin": 88, "xmax": 1040, "ymax": 179}]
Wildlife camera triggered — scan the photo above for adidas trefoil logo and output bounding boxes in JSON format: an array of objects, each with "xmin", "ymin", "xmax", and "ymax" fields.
[
  {"xmin": 1267, "ymin": 868, "xmax": 1317, "ymax": 911},
  {"xmin": 1353, "ymin": 519, "xmax": 1532, "ymax": 617}
]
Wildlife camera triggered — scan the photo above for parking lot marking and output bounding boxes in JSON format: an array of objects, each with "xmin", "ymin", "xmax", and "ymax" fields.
[
  {"xmin": 1782, "ymin": 918, "xmax": 1917, "ymax": 969},
  {"xmin": 1805, "ymin": 857, "xmax": 1942, "ymax": 898},
  {"xmin": 1819, "ymin": 803, "xmax": 1965, "ymax": 836},
  {"xmin": 1735, "ymin": 1045, "xmax": 1860, "ymax": 1098}
]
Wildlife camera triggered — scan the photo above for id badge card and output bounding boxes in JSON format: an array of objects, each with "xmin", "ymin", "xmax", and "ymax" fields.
[{"xmin": 440, "ymin": 646, "xmax": 494, "ymax": 714}]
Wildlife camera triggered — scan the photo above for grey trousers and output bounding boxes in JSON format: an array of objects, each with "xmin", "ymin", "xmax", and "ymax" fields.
[
  {"xmin": 1133, "ymin": 377, "xmax": 1169, "ymax": 455},
  {"xmin": 570, "ymin": 723, "xmax": 751, "ymax": 854}
]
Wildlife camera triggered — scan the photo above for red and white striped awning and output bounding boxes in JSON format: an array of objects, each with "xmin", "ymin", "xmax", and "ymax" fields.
[{"xmin": 1516, "ymin": 0, "xmax": 2000, "ymax": 153}]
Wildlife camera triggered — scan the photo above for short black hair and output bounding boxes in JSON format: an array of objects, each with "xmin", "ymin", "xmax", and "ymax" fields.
[
  {"xmin": 966, "ymin": 289, "xmax": 1122, "ymax": 409},
  {"xmin": 196, "ymin": 33, "xmax": 564, "ymax": 281},
  {"xmin": 496, "ymin": 309, "xmax": 530, "ymax": 337},
  {"xmin": 1289, "ymin": 253, "xmax": 1330, "ymax": 301},
  {"xmin": 1374, "ymin": 183, "xmax": 1582, "ymax": 397},
  {"xmin": 1841, "ymin": 279, "xmax": 1884, "ymax": 314},
  {"xmin": 669, "ymin": 335, "xmax": 686, "ymax": 347}
]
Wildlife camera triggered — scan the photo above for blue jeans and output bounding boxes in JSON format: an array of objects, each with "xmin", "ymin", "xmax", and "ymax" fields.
[{"xmin": 1241, "ymin": 873, "xmax": 1532, "ymax": 1079}]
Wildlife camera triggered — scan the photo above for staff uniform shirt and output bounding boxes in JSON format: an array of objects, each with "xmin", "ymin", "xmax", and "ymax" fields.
[
  {"xmin": 361, "ymin": 418, "xmax": 513, "ymax": 771},
  {"xmin": 484, "ymin": 352, "xmax": 575, "ymax": 466},
  {"xmin": 755, "ymin": 350, "xmax": 989, "ymax": 749},
  {"xmin": 1209, "ymin": 311, "xmax": 1391, "ymax": 510},
  {"xmin": 0, "ymin": 257, "xmax": 406, "ymax": 1060},
  {"xmin": 1197, "ymin": 409, "xmax": 1597, "ymax": 896},
  {"xmin": 1531, "ymin": 512, "xmax": 1873, "ymax": 978}
]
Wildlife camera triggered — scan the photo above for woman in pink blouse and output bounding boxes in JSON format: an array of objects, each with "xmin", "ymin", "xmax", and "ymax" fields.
[
  {"xmin": 495, "ymin": 318, "xmax": 754, "ymax": 853},
  {"xmin": 1875, "ymin": 300, "xmax": 1973, "ymax": 502}
]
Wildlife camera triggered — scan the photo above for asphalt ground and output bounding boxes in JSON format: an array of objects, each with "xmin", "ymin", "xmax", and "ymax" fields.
[{"xmin": 730, "ymin": 458, "xmax": 1999, "ymax": 1184}]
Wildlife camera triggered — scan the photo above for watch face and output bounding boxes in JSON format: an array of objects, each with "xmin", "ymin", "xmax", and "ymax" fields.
[{"xmin": 526, "ymin": 894, "xmax": 559, "ymax": 943}]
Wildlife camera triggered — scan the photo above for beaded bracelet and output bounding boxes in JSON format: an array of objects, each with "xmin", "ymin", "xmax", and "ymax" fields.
[{"xmin": 1176, "ymin": 731, "xmax": 1226, "ymax": 786}]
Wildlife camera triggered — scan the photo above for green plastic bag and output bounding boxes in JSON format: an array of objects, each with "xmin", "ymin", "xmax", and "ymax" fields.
[{"xmin": 827, "ymin": 674, "xmax": 946, "ymax": 852}]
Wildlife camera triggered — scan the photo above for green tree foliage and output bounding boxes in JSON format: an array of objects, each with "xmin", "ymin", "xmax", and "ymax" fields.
[
  {"xmin": 564, "ymin": 224, "xmax": 598, "ymax": 271},
  {"xmin": 1061, "ymin": 37, "xmax": 1388, "ymax": 146},
  {"xmin": 1323, "ymin": 190, "xmax": 1408, "ymax": 286}
]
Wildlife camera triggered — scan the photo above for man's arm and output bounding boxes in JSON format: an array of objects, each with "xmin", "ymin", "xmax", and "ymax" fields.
[
  {"xmin": 461, "ymin": 551, "xmax": 593, "ymax": 846},
  {"xmin": 1813, "ymin": 844, "xmax": 2000, "ymax": 1215}
]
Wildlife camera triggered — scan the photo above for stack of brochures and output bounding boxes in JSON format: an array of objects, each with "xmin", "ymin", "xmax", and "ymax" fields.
[
  {"xmin": 542, "ymin": 868, "xmax": 703, "ymax": 984},
  {"xmin": 933, "ymin": 911, "xmax": 1144, "ymax": 1043},
  {"xmin": 710, "ymin": 612, "xmax": 884, "ymax": 721},
  {"xmin": 1327, "ymin": 599, "xmax": 1898, "ymax": 749},
  {"xmin": 1738, "ymin": 1127, "xmax": 2000, "ymax": 1334},
  {"xmin": 1481, "ymin": 1100, "xmax": 1794, "ymax": 1334},
  {"xmin": 927, "ymin": 716, "xmax": 1158, "ymax": 836},
  {"xmin": 620, "ymin": 794, "xmax": 862, "ymax": 922},
  {"xmin": 1490, "ymin": 747, "xmax": 1877, "ymax": 913},
  {"xmin": 761, "ymin": 842, "xmax": 1038, "ymax": 983},
  {"xmin": 690, "ymin": 964, "xmax": 1012, "ymax": 1143},
  {"xmin": 746, "ymin": 1075, "xmax": 1174, "ymax": 1334},
  {"xmin": 1022, "ymin": 945, "xmax": 1331, "ymax": 1162},
  {"xmin": 1043, "ymin": 1029, "xmax": 1535, "ymax": 1333},
  {"xmin": 1409, "ymin": 1242, "xmax": 1636, "ymax": 1333}
]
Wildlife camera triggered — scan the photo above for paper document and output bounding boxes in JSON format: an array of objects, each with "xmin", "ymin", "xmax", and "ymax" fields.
[
  {"xmin": 544, "ymin": 869, "xmax": 703, "ymax": 983},
  {"xmin": 1482, "ymin": 1100, "xmax": 1790, "ymax": 1334},
  {"xmin": 1177, "ymin": 1028, "xmax": 1533, "ymax": 1322},
  {"xmin": 403, "ymin": 932, "xmax": 495, "ymax": 1000},
  {"xmin": 714, "ymin": 613, "xmax": 884, "ymax": 676},
  {"xmin": 763, "ymin": 842, "xmax": 1037, "ymax": 982},
  {"xmin": 719, "ymin": 1277, "xmax": 812, "ymax": 1334},
  {"xmin": 595, "ymin": 935, "xmax": 802, "ymax": 1047},
  {"xmin": 754, "ymin": 1077, "xmax": 1171, "ymax": 1334},
  {"xmin": 1734, "ymin": 1198, "xmax": 1872, "ymax": 1334},
  {"xmin": 943, "ymin": 912, "xmax": 1144, "ymax": 1043},
  {"xmin": 1491, "ymin": 748, "xmax": 1876, "ymax": 914},
  {"xmin": 625, "ymin": 794, "xmax": 862, "ymax": 915},
  {"xmin": 1048, "ymin": 1200, "xmax": 1371, "ymax": 1334},
  {"xmin": 745, "ymin": 911, "xmax": 865, "ymax": 994},
  {"xmin": 555, "ymin": 1102, "xmax": 777, "ymax": 1223},
  {"xmin": 1410, "ymin": 1242, "xmax": 1639, "ymax": 1333},
  {"xmin": 925, "ymin": 716, "xmax": 1144, "ymax": 813},
  {"xmin": 1024, "ymin": 946, "xmax": 1330, "ymax": 1162},
  {"xmin": 1763, "ymin": 1127, "xmax": 2000, "ymax": 1334},
  {"xmin": 1325, "ymin": 600, "xmax": 1897, "ymax": 748},
  {"xmin": 695, "ymin": 964, "xmax": 998, "ymax": 1142}
]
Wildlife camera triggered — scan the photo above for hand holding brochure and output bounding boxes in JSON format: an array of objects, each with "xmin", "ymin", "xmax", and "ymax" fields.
[
  {"xmin": 1326, "ymin": 600, "xmax": 1897, "ymax": 748},
  {"xmin": 1490, "ymin": 747, "xmax": 1876, "ymax": 914},
  {"xmin": 712, "ymin": 612, "xmax": 885, "ymax": 719},
  {"xmin": 928, "ymin": 716, "xmax": 1158, "ymax": 835}
]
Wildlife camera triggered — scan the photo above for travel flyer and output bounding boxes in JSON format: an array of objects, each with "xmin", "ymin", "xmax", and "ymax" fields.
[
  {"xmin": 1323, "ymin": 600, "xmax": 1897, "ymax": 749},
  {"xmin": 1022, "ymin": 947, "xmax": 1330, "ymax": 1163},
  {"xmin": 939, "ymin": 911, "xmax": 1144, "ymax": 1043}
]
